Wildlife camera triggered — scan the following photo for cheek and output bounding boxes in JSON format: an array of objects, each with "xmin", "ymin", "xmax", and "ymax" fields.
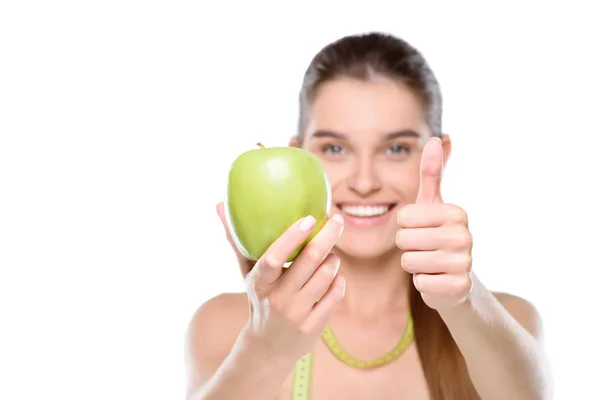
[
  {"xmin": 384, "ymin": 161, "xmax": 422, "ymax": 198},
  {"xmin": 314, "ymin": 158, "xmax": 348, "ymax": 187},
  {"xmin": 400, "ymin": 172, "xmax": 421, "ymax": 196},
  {"xmin": 303, "ymin": 151, "xmax": 348, "ymax": 202}
]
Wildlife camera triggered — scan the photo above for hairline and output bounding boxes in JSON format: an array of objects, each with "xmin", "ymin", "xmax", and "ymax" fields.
[{"xmin": 296, "ymin": 73, "xmax": 440, "ymax": 147}]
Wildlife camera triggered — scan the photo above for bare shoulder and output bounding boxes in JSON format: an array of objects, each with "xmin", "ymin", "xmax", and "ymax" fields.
[
  {"xmin": 185, "ymin": 291, "xmax": 250, "ymax": 349},
  {"xmin": 493, "ymin": 291, "xmax": 544, "ymax": 341},
  {"xmin": 184, "ymin": 292, "xmax": 249, "ymax": 395}
]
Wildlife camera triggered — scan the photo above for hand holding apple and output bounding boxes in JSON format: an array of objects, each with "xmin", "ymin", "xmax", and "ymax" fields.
[
  {"xmin": 238, "ymin": 213, "xmax": 346, "ymax": 364},
  {"xmin": 214, "ymin": 142, "xmax": 346, "ymax": 364},
  {"xmin": 396, "ymin": 137, "xmax": 474, "ymax": 310}
]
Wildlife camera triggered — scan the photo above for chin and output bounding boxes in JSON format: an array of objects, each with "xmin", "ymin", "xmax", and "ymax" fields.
[{"xmin": 335, "ymin": 233, "xmax": 397, "ymax": 260}]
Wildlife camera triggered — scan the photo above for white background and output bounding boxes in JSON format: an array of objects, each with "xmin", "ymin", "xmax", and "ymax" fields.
[{"xmin": 1, "ymin": 1, "xmax": 598, "ymax": 399}]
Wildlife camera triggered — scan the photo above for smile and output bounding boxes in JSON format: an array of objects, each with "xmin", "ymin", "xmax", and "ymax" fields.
[{"xmin": 336, "ymin": 203, "xmax": 397, "ymax": 227}]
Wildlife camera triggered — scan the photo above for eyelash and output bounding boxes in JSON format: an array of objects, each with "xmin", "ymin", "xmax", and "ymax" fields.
[
  {"xmin": 320, "ymin": 143, "xmax": 411, "ymax": 156},
  {"xmin": 322, "ymin": 144, "xmax": 344, "ymax": 154},
  {"xmin": 386, "ymin": 144, "xmax": 410, "ymax": 155}
]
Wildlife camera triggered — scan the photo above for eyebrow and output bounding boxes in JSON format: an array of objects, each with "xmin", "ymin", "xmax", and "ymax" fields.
[{"xmin": 311, "ymin": 129, "xmax": 421, "ymax": 141}]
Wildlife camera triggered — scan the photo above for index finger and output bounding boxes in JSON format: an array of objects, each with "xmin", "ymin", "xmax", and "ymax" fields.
[{"xmin": 250, "ymin": 215, "xmax": 318, "ymax": 286}]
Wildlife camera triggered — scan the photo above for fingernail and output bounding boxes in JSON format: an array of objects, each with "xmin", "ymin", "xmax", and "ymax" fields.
[
  {"xmin": 332, "ymin": 213, "xmax": 344, "ymax": 225},
  {"xmin": 299, "ymin": 215, "xmax": 316, "ymax": 232}
]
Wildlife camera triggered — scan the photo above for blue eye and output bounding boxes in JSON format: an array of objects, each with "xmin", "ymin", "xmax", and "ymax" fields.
[
  {"xmin": 387, "ymin": 145, "xmax": 409, "ymax": 155},
  {"xmin": 323, "ymin": 144, "xmax": 344, "ymax": 154}
]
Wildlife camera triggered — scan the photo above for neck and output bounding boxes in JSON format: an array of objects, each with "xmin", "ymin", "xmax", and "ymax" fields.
[{"xmin": 333, "ymin": 248, "xmax": 412, "ymax": 320}]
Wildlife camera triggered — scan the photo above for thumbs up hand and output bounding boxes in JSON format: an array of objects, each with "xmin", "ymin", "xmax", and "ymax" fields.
[{"xmin": 396, "ymin": 137, "xmax": 473, "ymax": 310}]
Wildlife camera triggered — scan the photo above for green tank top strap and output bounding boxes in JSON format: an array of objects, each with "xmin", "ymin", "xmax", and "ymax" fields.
[{"xmin": 291, "ymin": 351, "xmax": 313, "ymax": 400}]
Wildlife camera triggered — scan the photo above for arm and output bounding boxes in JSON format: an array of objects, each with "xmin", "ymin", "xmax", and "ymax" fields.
[
  {"xmin": 190, "ymin": 209, "xmax": 345, "ymax": 400},
  {"xmin": 398, "ymin": 138, "xmax": 553, "ymax": 399},
  {"xmin": 184, "ymin": 294, "xmax": 295, "ymax": 400},
  {"xmin": 437, "ymin": 274, "xmax": 553, "ymax": 400}
]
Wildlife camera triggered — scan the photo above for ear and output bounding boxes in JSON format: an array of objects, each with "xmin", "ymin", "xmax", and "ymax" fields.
[
  {"xmin": 288, "ymin": 135, "xmax": 299, "ymax": 148},
  {"xmin": 440, "ymin": 133, "xmax": 452, "ymax": 168}
]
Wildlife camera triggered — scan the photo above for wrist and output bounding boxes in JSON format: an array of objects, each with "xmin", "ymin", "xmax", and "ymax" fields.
[
  {"xmin": 238, "ymin": 323, "xmax": 298, "ymax": 375},
  {"xmin": 436, "ymin": 274, "xmax": 480, "ymax": 322}
]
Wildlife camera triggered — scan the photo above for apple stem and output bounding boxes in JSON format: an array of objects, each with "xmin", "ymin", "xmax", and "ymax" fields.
[{"xmin": 256, "ymin": 142, "xmax": 265, "ymax": 149}]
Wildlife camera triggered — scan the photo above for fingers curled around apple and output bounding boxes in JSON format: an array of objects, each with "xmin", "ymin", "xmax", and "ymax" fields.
[
  {"xmin": 248, "ymin": 215, "xmax": 319, "ymax": 292},
  {"xmin": 275, "ymin": 214, "xmax": 344, "ymax": 294},
  {"xmin": 291, "ymin": 252, "xmax": 341, "ymax": 318}
]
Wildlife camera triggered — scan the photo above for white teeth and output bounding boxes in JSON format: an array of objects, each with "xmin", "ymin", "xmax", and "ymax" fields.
[{"xmin": 341, "ymin": 205, "xmax": 390, "ymax": 217}]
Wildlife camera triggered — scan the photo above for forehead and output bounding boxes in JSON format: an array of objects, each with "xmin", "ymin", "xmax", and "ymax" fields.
[{"xmin": 306, "ymin": 76, "xmax": 429, "ymax": 140}]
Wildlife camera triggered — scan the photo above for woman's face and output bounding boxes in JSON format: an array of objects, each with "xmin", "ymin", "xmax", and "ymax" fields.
[{"xmin": 294, "ymin": 76, "xmax": 450, "ymax": 260}]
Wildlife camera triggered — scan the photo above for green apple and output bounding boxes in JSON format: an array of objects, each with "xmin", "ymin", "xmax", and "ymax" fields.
[{"xmin": 224, "ymin": 142, "xmax": 331, "ymax": 263}]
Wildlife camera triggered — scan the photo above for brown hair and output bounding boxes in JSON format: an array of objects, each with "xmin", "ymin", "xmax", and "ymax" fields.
[{"xmin": 296, "ymin": 32, "xmax": 480, "ymax": 400}]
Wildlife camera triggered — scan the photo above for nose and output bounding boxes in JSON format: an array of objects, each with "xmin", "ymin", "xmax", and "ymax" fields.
[{"xmin": 347, "ymin": 157, "xmax": 382, "ymax": 196}]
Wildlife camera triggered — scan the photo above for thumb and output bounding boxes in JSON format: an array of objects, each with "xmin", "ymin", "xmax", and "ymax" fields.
[
  {"xmin": 416, "ymin": 137, "xmax": 444, "ymax": 204},
  {"xmin": 216, "ymin": 201, "xmax": 239, "ymax": 251},
  {"xmin": 216, "ymin": 201, "xmax": 255, "ymax": 276},
  {"xmin": 216, "ymin": 201, "xmax": 228, "ymax": 230}
]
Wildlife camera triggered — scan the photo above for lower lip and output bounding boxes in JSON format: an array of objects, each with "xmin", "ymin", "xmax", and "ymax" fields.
[{"xmin": 338, "ymin": 205, "xmax": 396, "ymax": 228}]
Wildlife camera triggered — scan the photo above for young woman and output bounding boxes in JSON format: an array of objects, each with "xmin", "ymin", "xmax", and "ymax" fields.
[{"xmin": 185, "ymin": 32, "xmax": 552, "ymax": 400}]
